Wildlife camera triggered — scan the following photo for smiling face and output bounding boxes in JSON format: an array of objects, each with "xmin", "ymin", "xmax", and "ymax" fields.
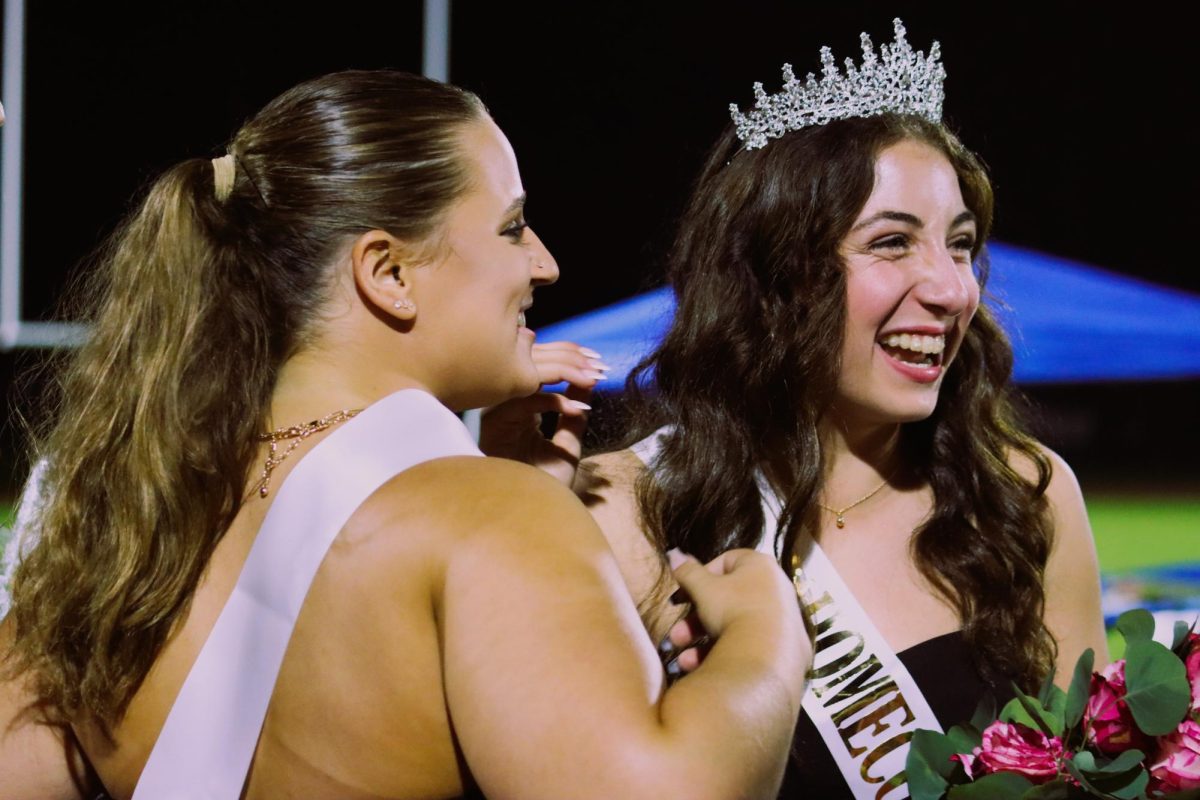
[
  {"xmin": 833, "ymin": 138, "xmax": 980, "ymax": 428},
  {"xmin": 412, "ymin": 117, "xmax": 558, "ymax": 410}
]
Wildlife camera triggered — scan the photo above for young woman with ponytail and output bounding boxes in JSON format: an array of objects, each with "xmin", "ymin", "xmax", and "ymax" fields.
[{"xmin": 0, "ymin": 71, "xmax": 809, "ymax": 799}]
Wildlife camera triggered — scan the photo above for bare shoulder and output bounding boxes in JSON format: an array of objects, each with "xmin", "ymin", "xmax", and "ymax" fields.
[
  {"xmin": 1009, "ymin": 442, "xmax": 1109, "ymax": 675},
  {"xmin": 577, "ymin": 449, "xmax": 673, "ymax": 637},
  {"xmin": 347, "ymin": 455, "xmax": 602, "ymax": 556},
  {"xmin": 1007, "ymin": 443, "xmax": 1090, "ymax": 552}
]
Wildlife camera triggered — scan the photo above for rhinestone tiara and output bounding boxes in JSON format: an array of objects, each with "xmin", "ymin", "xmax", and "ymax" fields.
[{"xmin": 729, "ymin": 18, "xmax": 946, "ymax": 150}]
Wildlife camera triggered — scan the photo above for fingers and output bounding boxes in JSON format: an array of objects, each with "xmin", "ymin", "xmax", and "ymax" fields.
[
  {"xmin": 668, "ymin": 548, "xmax": 712, "ymax": 599},
  {"xmin": 532, "ymin": 341, "xmax": 611, "ymax": 391},
  {"xmin": 659, "ymin": 610, "xmax": 712, "ymax": 679}
]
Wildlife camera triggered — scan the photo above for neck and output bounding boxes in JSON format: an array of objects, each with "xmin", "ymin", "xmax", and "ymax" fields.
[
  {"xmin": 268, "ymin": 334, "xmax": 429, "ymax": 431},
  {"xmin": 818, "ymin": 413, "xmax": 904, "ymax": 506}
]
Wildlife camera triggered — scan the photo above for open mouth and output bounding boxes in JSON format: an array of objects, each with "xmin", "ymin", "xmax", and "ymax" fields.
[{"xmin": 878, "ymin": 332, "xmax": 945, "ymax": 368}]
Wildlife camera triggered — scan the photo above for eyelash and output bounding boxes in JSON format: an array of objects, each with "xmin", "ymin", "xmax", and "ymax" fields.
[
  {"xmin": 869, "ymin": 234, "xmax": 976, "ymax": 256},
  {"xmin": 870, "ymin": 234, "xmax": 911, "ymax": 253},
  {"xmin": 502, "ymin": 219, "xmax": 529, "ymax": 242}
]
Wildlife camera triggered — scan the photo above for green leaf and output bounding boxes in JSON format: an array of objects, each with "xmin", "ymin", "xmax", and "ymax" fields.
[
  {"xmin": 1068, "ymin": 752, "xmax": 1150, "ymax": 799},
  {"xmin": 1089, "ymin": 767, "xmax": 1148, "ymax": 800},
  {"xmin": 947, "ymin": 723, "xmax": 983, "ymax": 755},
  {"xmin": 1064, "ymin": 648, "xmax": 1095, "ymax": 730},
  {"xmin": 1090, "ymin": 749, "xmax": 1145, "ymax": 776},
  {"xmin": 1003, "ymin": 684, "xmax": 1063, "ymax": 738},
  {"xmin": 907, "ymin": 729, "xmax": 957, "ymax": 800},
  {"xmin": 1037, "ymin": 667, "xmax": 1058, "ymax": 709},
  {"xmin": 1115, "ymin": 609, "xmax": 1155, "ymax": 646},
  {"xmin": 948, "ymin": 771, "xmax": 1034, "ymax": 798},
  {"xmin": 1123, "ymin": 639, "xmax": 1190, "ymax": 735},
  {"xmin": 1172, "ymin": 619, "xmax": 1196, "ymax": 653},
  {"xmin": 1019, "ymin": 781, "xmax": 1072, "ymax": 799},
  {"xmin": 971, "ymin": 694, "xmax": 998, "ymax": 732}
]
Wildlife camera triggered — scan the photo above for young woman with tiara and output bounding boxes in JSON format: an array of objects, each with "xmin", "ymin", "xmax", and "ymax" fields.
[
  {"xmin": 574, "ymin": 20, "xmax": 1108, "ymax": 799},
  {"xmin": 0, "ymin": 70, "xmax": 810, "ymax": 799}
]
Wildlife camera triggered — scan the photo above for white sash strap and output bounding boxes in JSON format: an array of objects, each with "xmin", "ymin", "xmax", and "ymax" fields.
[
  {"xmin": 757, "ymin": 481, "xmax": 942, "ymax": 800},
  {"xmin": 134, "ymin": 390, "xmax": 481, "ymax": 800},
  {"xmin": 629, "ymin": 430, "xmax": 940, "ymax": 800}
]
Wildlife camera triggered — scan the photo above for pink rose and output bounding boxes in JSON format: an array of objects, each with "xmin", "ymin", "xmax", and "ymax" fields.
[
  {"xmin": 1149, "ymin": 719, "xmax": 1200, "ymax": 794},
  {"xmin": 1085, "ymin": 659, "xmax": 1156, "ymax": 755},
  {"xmin": 953, "ymin": 721, "xmax": 1066, "ymax": 784}
]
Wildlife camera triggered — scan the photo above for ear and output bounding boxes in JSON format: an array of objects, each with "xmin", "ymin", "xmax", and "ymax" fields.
[{"xmin": 350, "ymin": 229, "xmax": 422, "ymax": 321}]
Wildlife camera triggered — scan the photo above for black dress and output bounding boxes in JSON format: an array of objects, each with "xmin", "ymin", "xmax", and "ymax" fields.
[{"xmin": 778, "ymin": 631, "xmax": 1009, "ymax": 799}]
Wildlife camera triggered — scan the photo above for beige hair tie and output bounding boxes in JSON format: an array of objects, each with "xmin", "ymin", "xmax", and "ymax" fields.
[{"xmin": 211, "ymin": 154, "xmax": 236, "ymax": 201}]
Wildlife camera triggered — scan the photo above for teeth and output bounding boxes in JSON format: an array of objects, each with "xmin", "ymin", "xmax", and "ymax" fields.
[
  {"xmin": 517, "ymin": 311, "xmax": 526, "ymax": 328},
  {"xmin": 881, "ymin": 333, "xmax": 945, "ymax": 355}
]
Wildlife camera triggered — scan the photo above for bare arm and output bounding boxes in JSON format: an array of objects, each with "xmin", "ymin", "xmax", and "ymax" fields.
[
  {"xmin": 1036, "ymin": 448, "xmax": 1110, "ymax": 687},
  {"xmin": 575, "ymin": 450, "xmax": 680, "ymax": 642},
  {"xmin": 0, "ymin": 618, "xmax": 92, "ymax": 800},
  {"xmin": 433, "ymin": 458, "xmax": 809, "ymax": 800}
]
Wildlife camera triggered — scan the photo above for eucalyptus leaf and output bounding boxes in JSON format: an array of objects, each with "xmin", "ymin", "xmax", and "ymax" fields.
[
  {"xmin": 1005, "ymin": 684, "xmax": 1063, "ymax": 737},
  {"xmin": 1090, "ymin": 749, "xmax": 1145, "ymax": 775},
  {"xmin": 1123, "ymin": 640, "xmax": 1190, "ymax": 735},
  {"xmin": 971, "ymin": 694, "xmax": 998, "ymax": 732},
  {"xmin": 1172, "ymin": 619, "xmax": 1196, "ymax": 653},
  {"xmin": 1038, "ymin": 667, "xmax": 1058, "ymax": 709},
  {"xmin": 948, "ymin": 724, "xmax": 983, "ymax": 755},
  {"xmin": 908, "ymin": 729, "xmax": 956, "ymax": 800},
  {"xmin": 1087, "ymin": 767, "xmax": 1148, "ymax": 800},
  {"xmin": 1068, "ymin": 752, "xmax": 1149, "ymax": 800},
  {"xmin": 1064, "ymin": 648, "xmax": 1095, "ymax": 730},
  {"xmin": 1072, "ymin": 751, "xmax": 1098, "ymax": 773},
  {"xmin": 948, "ymin": 771, "xmax": 1034, "ymax": 798},
  {"xmin": 1019, "ymin": 781, "xmax": 1072, "ymax": 799},
  {"xmin": 1065, "ymin": 759, "xmax": 1103, "ymax": 796},
  {"xmin": 1115, "ymin": 609, "xmax": 1155, "ymax": 645}
]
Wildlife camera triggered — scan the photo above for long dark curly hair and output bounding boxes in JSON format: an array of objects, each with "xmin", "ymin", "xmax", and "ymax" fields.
[{"xmin": 624, "ymin": 113, "xmax": 1054, "ymax": 691}]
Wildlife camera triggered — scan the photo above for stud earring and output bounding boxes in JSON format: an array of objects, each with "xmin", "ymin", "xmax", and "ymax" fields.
[{"xmin": 393, "ymin": 299, "xmax": 416, "ymax": 312}]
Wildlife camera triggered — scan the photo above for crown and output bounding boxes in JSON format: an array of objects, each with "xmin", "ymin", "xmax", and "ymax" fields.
[{"xmin": 729, "ymin": 19, "xmax": 946, "ymax": 150}]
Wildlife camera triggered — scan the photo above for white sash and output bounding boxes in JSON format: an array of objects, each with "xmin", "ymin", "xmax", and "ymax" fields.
[
  {"xmin": 758, "ymin": 483, "xmax": 942, "ymax": 799},
  {"xmin": 633, "ymin": 430, "xmax": 942, "ymax": 800},
  {"xmin": 134, "ymin": 389, "xmax": 481, "ymax": 800}
]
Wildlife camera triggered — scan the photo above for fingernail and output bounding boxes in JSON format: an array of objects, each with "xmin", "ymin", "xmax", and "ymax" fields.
[
  {"xmin": 658, "ymin": 635, "xmax": 675, "ymax": 655},
  {"xmin": 587, "ymin": 359, "xmax": 612, "ymax": 372},
  {"xmin": 580, "ymin": 347, "xmax": 602, "ymax": 359},
  {"xmin": 565, "ymin": 399, "xmax": 592, "ymax": 411},
  {"xmin": 666, "ymin": 658, "xmax": 683, "ymax": 678},
  {"xmin": 667, "ymin": 548, "xmax": 687, "ymax": 569},
  {"xmin": 585, "ymin": 370, "xmax": 607, "ymax": 381}
]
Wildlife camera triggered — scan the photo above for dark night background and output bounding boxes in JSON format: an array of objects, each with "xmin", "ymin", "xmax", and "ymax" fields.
[{"xmin": 1, "ymin": 1, "xmax": 1196, "ymax": 498}]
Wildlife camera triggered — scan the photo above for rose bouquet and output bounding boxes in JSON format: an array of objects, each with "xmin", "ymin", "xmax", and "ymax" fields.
[{"xmin": 908, "ymin": 610, "xmax": 1200, "ymax": 799}]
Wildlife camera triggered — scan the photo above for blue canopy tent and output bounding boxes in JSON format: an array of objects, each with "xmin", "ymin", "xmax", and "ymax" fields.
[{"xmin": 538, "ymin": 242, "xmax": 1200, "ymax": 388}]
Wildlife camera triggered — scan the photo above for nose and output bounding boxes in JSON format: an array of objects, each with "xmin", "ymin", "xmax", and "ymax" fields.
[
  {"xmin": 915, "ymin": 247, "xmax": 974, "ymax": 316},
  {"xmin": 527, "ymin": 227, "xmax": 560, "ymax": 286}
]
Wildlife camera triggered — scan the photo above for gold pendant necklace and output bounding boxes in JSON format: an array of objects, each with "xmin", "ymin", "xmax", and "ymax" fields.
[
  {"xmin": 254, "ymin": 408, "xmax": 361, "ymax": 498},
  {"xmin": 817, "ymin": 476, "xmax": 891, "ymax": 529}
]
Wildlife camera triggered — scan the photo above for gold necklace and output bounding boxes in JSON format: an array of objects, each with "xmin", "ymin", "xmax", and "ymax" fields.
[
  {"xmin": 817, "ymin": 476, "xmax": 891, "ymax": 529},
  {"xmin": 254, "ymin": 408, "xmax": 361, "ymax": 498}
]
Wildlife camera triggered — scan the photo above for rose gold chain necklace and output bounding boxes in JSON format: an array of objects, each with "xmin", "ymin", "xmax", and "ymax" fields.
[{"xmin": 254, "ymin": 408, "xmax": 361, "ymax": 498}]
